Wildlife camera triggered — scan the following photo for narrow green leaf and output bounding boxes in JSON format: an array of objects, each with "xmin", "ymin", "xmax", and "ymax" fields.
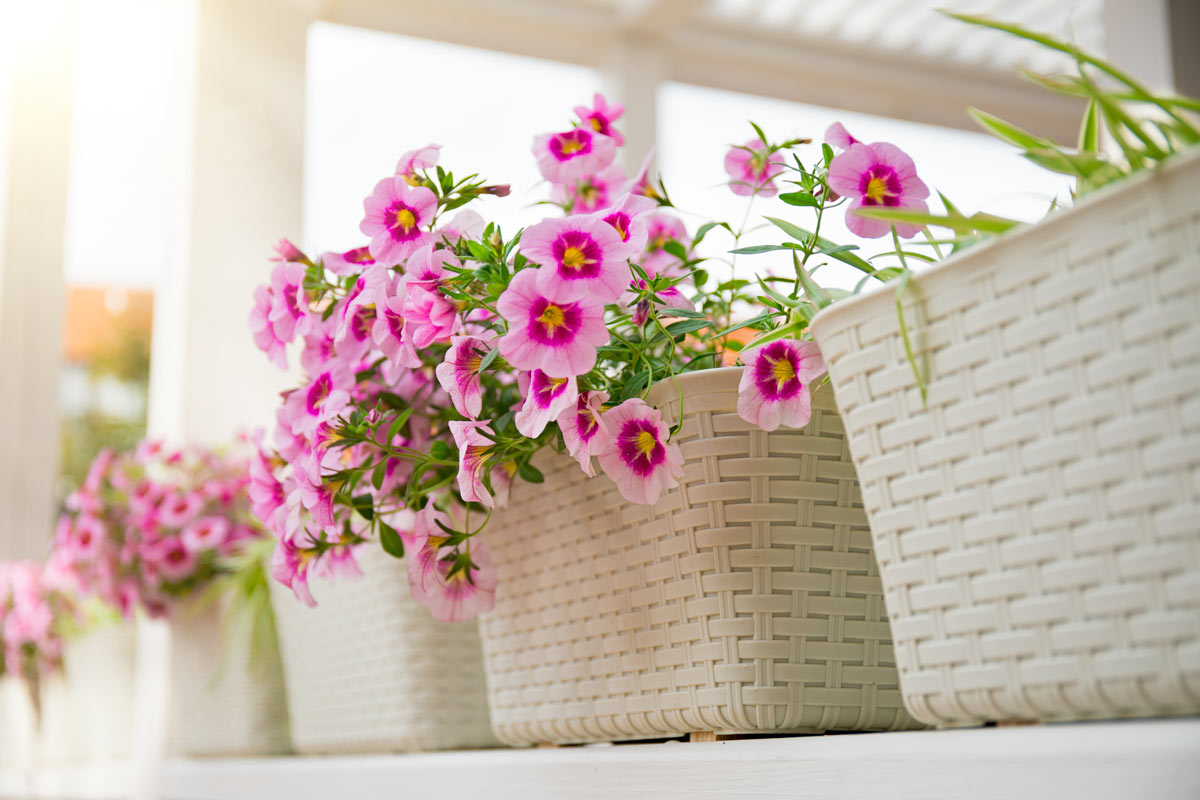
[
  {"xmin": 379, "ymin": 521, "xmax": 405, "ymax": 558},
  {"xmin": 1078, "ymin": 98, "xmax": 1100, "ymax": 152},
  {"xmin": 967, "ymin": 108, "xmax": 1053, "ymax": 150},
  {"xmin": 351, "ymin": 494, "xmax": 375, "ymax": 521},
  {"xmin": 386, "ymin": 408, "xmax": 413, "ymax": 443},
  {"xmin": 663, "ymin": 318, "xmax": 711, "ymax": 336},
  {"xmin": 779, "ymin": 192, "xmax": 819, "ymax": 207},
  {"xmin": 478, "ymin": 342, "xmax": 501, "ymax": 371},
  {"xmin": 517, "ymin": 462, "xmax": 544, "ymax": 484},
  {"xmin": 853, "ymin": 207, "xmax": 1021, "ymax": 235},
  {"xmin": 371, "ymin": 460, "xmax": 387, "ymax": 491}
]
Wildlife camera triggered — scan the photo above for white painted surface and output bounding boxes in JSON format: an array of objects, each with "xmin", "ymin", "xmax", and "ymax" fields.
[{"xmin": 64, "ymin": 719, "xmax": 1200, "ymax": 800}]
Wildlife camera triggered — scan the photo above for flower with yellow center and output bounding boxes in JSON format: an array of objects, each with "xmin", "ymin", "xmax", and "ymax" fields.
[
  {"xmin": 560, "ymin": 246, "xmax": 591, "ymax": 271},
  {"xmin": 393, "ymin": 207, "xmax": 417, "ymax": 233},
  {"xmin": 864, "ymin": 171, "xmax": 893, "ymax": 205},
  {"xmin": 769, "ymin": 353, "xmax": 796, "ymax": 391},
  {"xmin": 560, "ymin": 138, "xmax": 584, "ymax": 155},
  {"xmin": 539, "ymin": 303, "xmax": 565, "ymax": 333},
  {"xmin": 634, "ymin": 429, "xmax": 657, "ymax": 459}
]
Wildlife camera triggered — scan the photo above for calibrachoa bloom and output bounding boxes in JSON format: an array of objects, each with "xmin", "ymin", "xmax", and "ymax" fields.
[
  {"xmin": 515, "ymin": 371, "xmax": 578, "ymax": 437},
  {"xmin": 522, "ymin": 215, "xmax": 633, "ymax": 303},
  {"xmin": 828, "ymin": 140, "xmax": 929, "ymax": 238},
  {"xmin": 533, "ymin": 127, "xmax": 616, "ymax": 185},
  {"xmin": 557, "ymin": 390, "xmax": 609, "ymax": 477},
  {"xmin": 435, "ymin": 335, "xmax": 491, "ymax": 418},
  {"xmin": 737, "ymin": 340, "xmax": 827, "ymax": 431},
  {"xmin": 0, "ymin": 562, "xmax": 72, "ymax": 697},
  {"xmin": 249, "ymin": 97, "xmax": 947, "ymax": 623},
  {"xmin": 360, "ymin": 177, "xmax": 437, "ymax": 264},
  {"xmin": 575, "ymin": 93, "xmax": 625, "ymax": 145},
  {"xmin": 725, "ymin": 138, "xmax": 785, "ymax": 197},
  {"xmin": 497, "ymin": 269, "xmax": 609, "ymax": 378},
  {"xmin": 597, "ymin": 398, "xmax": 683, "ymax": 505},
  {"xmin": 54, "ymin": 440, "xmax": 271, "ymax": 620}
]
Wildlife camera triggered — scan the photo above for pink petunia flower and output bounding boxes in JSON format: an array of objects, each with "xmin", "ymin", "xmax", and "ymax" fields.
[
  {"xmin": 522, "ymin": 215, "xmax": 633, "ymax": 303},
  {"xmin": 435, "ymin": 335, "xmax": 492, "ymax": 419},
  {"xmin": 449, "ymin": 420, "xmax": 499, "ymax": 508},
  {"xmin": 622, "ymin": 278, "xmax": 695, "ymax": 327},
  {"xmin": 514, "ymin": 371, "xmax": 578, "ymax": 438},
  {"xmin": 556, "ymin": 390, "xmax": 609, "ymax": 477},
  {"xmin": 147, "ymin": 537, "xmax": 197, "ymax": 583},
  {"xmin": 642, "ymin": 213, "xmax": 691, "ymax": 278},
  {"xmin": 551, "ymin": 163, "xmax": 627, "ymax": 214},
  {"xmin": 496, "ymin": 269, "xmax": 609, "ymax": 378},
  {"xmin": 320, "ymin": 246, "xmax": 376, "ymax": 276},
  {"xmin": 271, "ymin": 537, "xmax": 316, "ymax": 607},
  {"xmin": 407, "ymin": 533, "xmax": 497, "ymax": 622},
  {"xmin": 597, "ymin": 398, "xmax": 683, "ymax": 505},
  {"xmin": 627, "ymin": 148, "xmax": 662, "ymax": 200},
  {"xmin": 282, "ymin": 363, "xmax": 354, "ymax": 438},
  {"xmin": 827, "ymin": 142, "xmax": 929, "ymax": 239},
  {"xmin": 157, "ymin": 491, "xmax": 206, "ymax": 528},
  {"xmin": 267, "ymin": 261, "xmax": 312, "ymax": 344},
  {"xmin": 824, "ymin": 121, "xmax": 860, "ymax": 151},
  {"xmin": 597, "ymin": 192, "xmax": 657, "ymax": 252},
  {"xmin": 724, "ymin": 138, "xmax": 785, "ymax": 197},
  {"xmin": 360, "ymin": 177, "xmax": 437, "ymax": 265},
  {"xmin": 180, "ymin": 516, "xmax": 230, "ymax": 553},
  {"xmin": 71, "ymin": 516, "xmax": 106, "ymax": 561},
  {"xmin": 574, "ymin": 93, "xmax": 625, "ymax": 146},
  {"xmin": 395, "ymin": 143, "xmax": 441, "ymax": 184},
  {"xmin": 737, "ymin": 339, "xmax": 826, "ymax": 431},
  {"xmin": 249, "ymin": 285, "xmax": 288, "ymax": 369},
  {"xmin": 532, "ymin": 127, "xmax": 617, "ymax": 185},
  {"xmin": 438, "ymin": 209, "xmax": 486, "ymax": 243},
  {"xmin": 271, "ymin": 238, "xmax": 308, "ymax": 264}
]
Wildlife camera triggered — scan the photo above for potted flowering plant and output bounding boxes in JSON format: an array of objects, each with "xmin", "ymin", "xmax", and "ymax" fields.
[
  {"xmin": 250, "ymin": 91, "xmax": 921, "ymax": 745},
  {"xmin": 739, "ymin": 13, "xmax": 1200, "ymax": 726},
  {"xmin": 55, "ymin": 440, "xmax": 288, "ymax": 756}
]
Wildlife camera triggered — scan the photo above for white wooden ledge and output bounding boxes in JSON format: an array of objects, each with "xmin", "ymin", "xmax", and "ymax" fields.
[{"xmin": 3, "ymin": 720, "xmax": 1198, "ymax": 800}]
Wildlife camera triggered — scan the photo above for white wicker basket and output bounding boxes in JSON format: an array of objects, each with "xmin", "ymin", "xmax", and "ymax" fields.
[
  {"xmin": 167, "ymin": 594, "xmax": 290, "ymax": 756},
  {"xmin": 808, "ymin": 151, "xmax": 1200, "ymax": 726},
  {"xmin": 269, "ymin": 545, "xmax": 497, "ymax": 753},
  {"xmin": 481, "ymin": 368, "xmax": 919, "ymax": 745}
]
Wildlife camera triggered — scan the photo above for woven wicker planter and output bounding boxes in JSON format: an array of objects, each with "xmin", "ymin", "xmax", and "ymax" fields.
[
  {"xmin": 808, "ymin": 151, "xmax": 1200, "ymax": 726},
  {"xmin": 167, "ymin": 594, "xmax": 290, "ymax": 756},
  {"xmin": 481, "ymin": 367, "xmax": 918, "ymax": 745},
  {"xmin": 269, "ymin": 545, "xmax": 497, "ymax": 753}
]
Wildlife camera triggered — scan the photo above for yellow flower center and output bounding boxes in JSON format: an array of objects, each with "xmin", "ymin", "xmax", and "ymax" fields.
[
  {"xmin": 590, "ymin": 117, "xmax": 603, "ymax": 132},
  {"xmin": 539, "ymin": 303, "xmax": 566, "ymax": 330},
  {"xmin": 865, "ymin": 175, "xmax": 890, "ymax": 204},
  {"xmin": 402, "ymin": 173, "xmax": 423, "ymax": 187},
  {"xmin": 770, "ymin": 354, "xmax": 796, "ymax": 389},
  {"xmin": 465, "ymin": 352, "xmax": 483, "ymax": 373},
  {"xmin": 635, "ymin": 430, "xmax": 657, "ymax": 457},
  {"xmin": 393, "ymin": 207, "xmax": 417, "ymax": 232},
  {"xmin": 561, "ymin": 246, "xmax": 589, "ymax": 270},
  {"xmin": 560, "ymin": 138, "xmax": 584, "ymax": 155}
]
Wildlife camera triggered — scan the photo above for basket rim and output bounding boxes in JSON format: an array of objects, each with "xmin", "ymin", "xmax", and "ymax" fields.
[{"xmin": 808, "ymin": 147, "xmax": 1200, "ymax": 339}]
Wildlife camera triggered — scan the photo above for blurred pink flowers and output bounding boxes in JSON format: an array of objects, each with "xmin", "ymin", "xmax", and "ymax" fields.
[{"xmin": 724, "ymin": 138, "xmax": 785, "ymax": 197}]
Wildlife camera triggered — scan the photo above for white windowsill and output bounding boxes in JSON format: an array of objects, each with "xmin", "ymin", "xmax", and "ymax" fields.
[{"xmin": 2, "ymin": 719, "xmax": 1197, "ymax": 800}]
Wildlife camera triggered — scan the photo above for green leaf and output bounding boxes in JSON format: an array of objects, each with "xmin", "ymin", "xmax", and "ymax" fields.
[
  {"xmin": 742, "ymin": 319, "xmax": 806, "ymax": 352},
  {"xmin": 351, "ymin": 494, "xmax": 375, "ymax": 521},
  {"xmin": 663, "ymin": 318, "xmax": 711, "ymax": 337},
  {"xmin": 371, "ymin": 460, "xmax": 387, "ymax": 491},
  {"xmin": 379, "ymin": 521, "xmax": 405, "ymax": 559},
  {"xmin": 692, "ymin": 268, "xmax": 709, "ymax": 288},
  {"xmin": 517, "ymin": 462, "xmax": 544, "ymax": 484},
  {"xmin": 729, "ymin": 244, "xmax": 797, "ymax": 255},
  {"xmin": 852, "ymin": 207, "xmax": 1021, "ymax": 235},
  {"xmin": 748, "ymin": 120, "xmax": 768, "ymax": 146},
  {"xmin": 692, "ymin": 221, "xmax": 730, "ymax": 247},
  {"xmin": 478, "ymin": 342, "xmax": 501, "ymax": 372},
  {"xmin": 895, "ymin": 270, "xmax": 927, "ymax": 405},
  {"xmin": 618, "ymin": 368, "xmax": 652, "ymax": 402},
  {"xmin": 386, "ymin": 408, "xmax": 413, "ymax": 443},
  {"xmin": 764, "ymin": 217, "xmax": 877, "ymax": 275},
  {"xmin": 1078, "ymin": 98, "xmax": 1100, "ymax": 153},
  {"xmin": 709, "ymin": 310, "xmax": 774, "ymax": 339},
  {"xmin": 967, "ymin": 107, "xmax": 1053, "ymax": 150},
  {"xmin": 779, "ymin": 192, "xmax": 819, "ymax": 207},
  {"xmin": 663, "ymin": 241, "xmax": 689, "ymax": 261},
  {"xmin": 429, "ymin": 440, "xmax": 453, "ymax": 460}
]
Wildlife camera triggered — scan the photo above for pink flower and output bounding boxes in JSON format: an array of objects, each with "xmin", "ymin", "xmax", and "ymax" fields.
[
  {"xmin": 71, "ymin": 517, "xmax": 106, "ymax": 561},
  {"xmin": 360, "ymin": 177, "xmax": 437, "ymax": 265},
  {"xmin": 271, "ymin": 537, "xmax": 316, "ymax": 607},
  {"xmin": 737, "ymin": 339, "xmax": 826, "ymax": 431},
  {"xmin": 557, "ymin": 390, "xmax": 609, "ymax": 477},
  {"xmin": 532, "ymin": 127, "xmax": 616, "ymax": 185},
  {"xmin": 642, "ymin": 213, "xmax": 690, "ymax": 278},
  {"xmin": 320, "ymin": 246, "xmax": 376, "ymax": 276},
  {"xmin": 407, "ymin": 531, "xmax": 497, "ymax": 622},
  {"xmin": 438, "ymin": 209, "xmax": 485, "ymax": 243},
  {"xmin": 521, "ymin": 215, "xmax": 633, "ymax": 303},
  {"xmin": 497, "ymin": 269, "xmax": 609, "ymax": 378},
  {"xmin": 575, "ymin": 93, "xmax": 625, "ymax": 145},
  {"xmin": 267, "ymin": 261, "xmax": 312, "ymax": 344},
  {"xmin": 449, "ymin": 420, "xmax": 498, "ymax": 509},
  {"xmin": 435, "ymin": 335, "xmax": 491, "ymax": 418},
  {"xmin": 395, "ymin": 143, "xmax": 441, "ymax": 182},
  {"xmin": 627, "ymin": 148, "xmax": 661, "ymax": 200},
  {"xmin": 372, "ymin": 279, "xmax": 421, "ymax": 369},
  {"xmin": 515, "ymin": 371, "xmax": 578, "ymax": 438},
  {"xmin": 283, "ymin": 363, "xmax": 354, "ymax": 438},
  {"xmin": 597, "ymin": 192, "xmax": 657, "ymax": 252},
  {"xmin": 623, "ymin": 278, "xmax": 695, "ymax": 327},
  {"xmin": 271, "ymin": 238, "xmax": 308, "ymax": 263},
  {"xmin": 827, "ymin": 142, "xmax": 929, "ymax": 239},
  {"xmin": 158, "ymin": 491, "xmax": 206, "ymax": 528},
  {"xmin": 180, "ymin": 516, "xmax": 230, "ymax": 553},
  {"xmin": 249, "ymin": 285, "xmax": 288, "ymax": 369},
  {"xmin": 291, "ymin": 450, "xmax": 339, "ymax": 529},
  {"xmin": 147, "ymin": 537, "xmax": 197, "ymax": 582},
  {"xmin": 597, "ymin": 398, "xmax": 683, "ymax": 505},
  {"xmin": 824, "ymin": 121, "xmax": 860, "ymax": 151},
  {"xmin": 551, "ymin": 163, "xmax": 626, "ymax": 214},
  {"xmin": 724, "ymin": 138, "xmax": 785, "ymax": 197}
]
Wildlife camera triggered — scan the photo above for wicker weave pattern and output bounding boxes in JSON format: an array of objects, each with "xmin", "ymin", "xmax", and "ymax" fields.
[
  {"xmin": 809, "ymin": 152, "xmax": 1200, "ymax": 725},
  {"xmin": 270, "ymin": 546, "xmax": 497, "ymax": 753},
  {"xmin": 167, "ymin": 595, "xmax": 290, "ymax": 756},
  {"xmin": 481, "ymin": 368, "xmax": 917, "ymax": 744}
]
